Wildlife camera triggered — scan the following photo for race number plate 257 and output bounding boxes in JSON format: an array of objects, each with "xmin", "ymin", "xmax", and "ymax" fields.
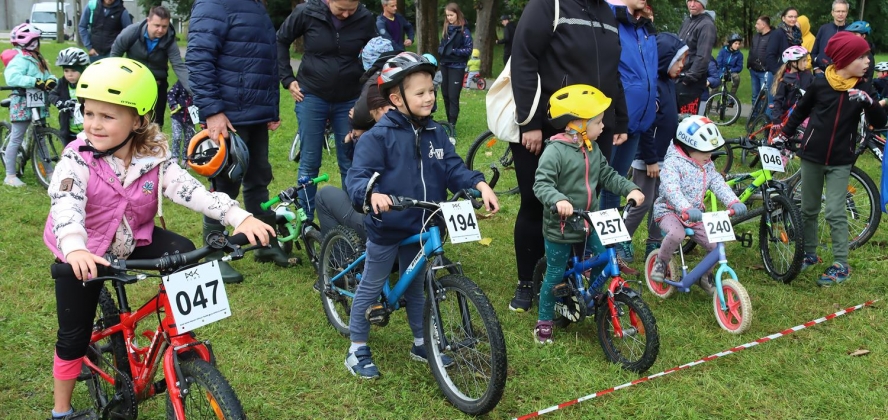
[
  {"xmin": 163, "ymin": 261, "xmax": 231, "ymax": 333},
  {"xmin": 440, "ymin": 200, "xmax": 481, "ymax": 244},
  {"xmin": 586, "ymin": 208, "xmax": 631, "ymax": 246},
  {"xmin": 702, "ymin": 211, "xmax": 736, "ymax": 242}
]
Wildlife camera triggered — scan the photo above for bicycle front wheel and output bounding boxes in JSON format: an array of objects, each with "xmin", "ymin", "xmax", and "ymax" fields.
[
  {"xmin": 596, "ymin": 290, "xmax": 659, "ymax": 373},
  {"xmin": 319, "ymin": 225, "xmax": 364, "ymax": 336},
  {"xmin": 31, "ymin": 127, "xmax": 65, "ymax": 188},
  {"xmin": 425, "ymin": 274, "xmax": 507, "ymax": 415},
  {"xmin": 705, "ymin": 92, "xmax": 741, "ymax": 126},
  {"xmin": 165, "ymin": 356, "xmax": 245, "ymax": 419},
  {"xmin": 759, "ymin": 193, "xmax": 804, "ymax": 283},
  {"xmin": 713, "ymin": 278, "xmax": 752, "ymax": 334},
  {"xmin": 465, "ymin": 130, "xmax": 519, "ymax": 195}
]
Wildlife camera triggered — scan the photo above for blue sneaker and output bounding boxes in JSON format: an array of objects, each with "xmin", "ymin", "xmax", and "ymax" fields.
[
  {"xmin": 615, "ymin": 242, "xmax": 634, "ymax": 263},
  {"xmin": 410, "ymin": 344, "xmax": 455, "ymax": 368},
  {"xmin": 801, "ymin": 254, "xmax": 822, "ymax": 271},
  {"xmin": 817, "ymin": 263, "xmax": 850, "ymax": 287},
  {"xmin": 345, "ymin": 346, "xmax": 380, "ymax": 379}
]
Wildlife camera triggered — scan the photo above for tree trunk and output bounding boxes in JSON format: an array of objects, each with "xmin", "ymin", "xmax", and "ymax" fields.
[
  {"xmin": 415, "ymin": 0, "xmax": 439, "ymax": 55},
  {"xmin": 474, "ymin": 0, "xmax": 497, "ymax": 77}
]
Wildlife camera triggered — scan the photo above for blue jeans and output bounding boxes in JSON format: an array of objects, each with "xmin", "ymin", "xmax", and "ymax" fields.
[
  {"xmin": 294, "ymin": 92, "xmax": 356, "ymax": 219},
  {"xmin": 750, "ymin": 70, "xmax": 774, "ymax": 119},
  {"xmin": 600, "ymin": 131, "xmax": 642, "ymax": 211}
]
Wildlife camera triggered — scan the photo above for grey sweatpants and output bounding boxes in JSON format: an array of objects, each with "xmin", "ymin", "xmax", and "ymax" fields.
[
  {"xmin": 4, "ymin": 121, "xmax": 29, "ymax": 176},
  {"xmin": 799, "ymin": 160, "xmax": 853, "ymax": 265}
]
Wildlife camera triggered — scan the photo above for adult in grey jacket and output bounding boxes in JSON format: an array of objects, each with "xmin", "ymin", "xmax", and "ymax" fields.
[
  {"xmin": 676, "ymin": 0, "xmax": 716, "ymax": 113},
  {"xmin": 111, "ymin": 6, "xmax": 189, "ymax": 128}
]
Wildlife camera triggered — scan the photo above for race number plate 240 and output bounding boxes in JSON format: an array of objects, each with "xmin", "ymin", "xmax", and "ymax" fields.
[
  {"xmin": 586, "ymin": 208, "xmax": 631, "ymax": 246},
  {"xmin": 702, "ymin": 211, "xmax": 736, "ymax": 242},
  {"xmin": 440, "ymin": 200, "xmax": 481, "ymax": 244},
  {"xmin": 163, "ymin": 261, "xmax": 231, "ymax": 333}
]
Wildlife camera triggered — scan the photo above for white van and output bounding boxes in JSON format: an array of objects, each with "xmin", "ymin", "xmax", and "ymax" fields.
[{"xmin": 29, "ymin": 2, "xmax": 75, "ymax": 41}]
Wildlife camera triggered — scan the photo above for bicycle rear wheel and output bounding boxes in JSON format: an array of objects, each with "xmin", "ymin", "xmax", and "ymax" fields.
[
  {"xmin": 596, "ymin": 290, "xmax": 659, "ymax": 373},
  {"xmin": 759, "ymin": 193, "xmax": 804, "ymax": 283},
  {"xmin": 705, "ymin": 92, "xmax": 741, "ymax": 126},
  {"xmin": 31, "ymin": 127, "xmax": 65, "ymax": 188},
  {"xmin": 0, "ymin": 121, "xmax": 25, "ymax": 177},
  {"xmin": 165, "ymin": 356, "xmax": 245, "ymax": 419},
  {"xmin": 465, "ymin": 130, "xmax": 519, "ymax": 195},
  {"xmin": 424, "ymin": 274, "xmax": 506, "ymax": 415},
  {"xmin": 790, "ymin": 166, "xmax": 881, "ymax": 250},
  {"xmin": 319, "ymin": 225, "xmax": 365, "ymax": 336}
]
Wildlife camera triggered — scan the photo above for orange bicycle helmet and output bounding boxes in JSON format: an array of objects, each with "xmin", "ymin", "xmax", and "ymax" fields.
[{"xmin": 187, "ymin": 130, "xmax": 229, "ymax": 178}]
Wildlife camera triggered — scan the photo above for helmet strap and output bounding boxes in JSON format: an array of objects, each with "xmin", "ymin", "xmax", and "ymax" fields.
[
  {"xmin": 79, "ymin": 132, "xmax": 135, "ymax": 159},
  {"xmin": 398, "ymin": 83, "xmax": 430, "ymax": 127},
  {"xmin": 566, "ymin": 120, "xmax": 593, "ymax": 151}
]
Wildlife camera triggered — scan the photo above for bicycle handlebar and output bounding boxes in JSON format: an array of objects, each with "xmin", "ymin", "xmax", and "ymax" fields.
[
  {"xmin": 50, "ymin": 233, "xmax": 253, "ymax": 282},
  {"xmin": 362, "ymin": 166, "xmax": 500, "ymax": 214},
  {"xmin": 734, "ymin": 135, "xmax": 800, "ymax": 152},
  {"xmin": 549, "ymin": 199, "xmax": 637, "ymax": 223},
  {"xmin": 681, "ymin": 208, "xmax": 735, "ymax": 221},
  {"xmin": 261, "ymin": 173, "xmax": 329, "ymax": 211}
]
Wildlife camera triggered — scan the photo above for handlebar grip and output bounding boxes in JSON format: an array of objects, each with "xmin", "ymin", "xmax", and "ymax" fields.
[
  {"xmin": 260, "ymin": 195, "xmax": 281, "ymax": 211},
  {"xmin": 313, "ymin": 173, "xmax": 329, "ymax": 184},
  {"xmin": 228, "ymin": 233, "xmax": 251, "ymax": 247},
  {"xmin": 626, "ymin": 199, "xmax": 637, "ymax": 208},
  {"xmin": 50, "ymin": 263, "xmax": 75, "ymax": 279}
]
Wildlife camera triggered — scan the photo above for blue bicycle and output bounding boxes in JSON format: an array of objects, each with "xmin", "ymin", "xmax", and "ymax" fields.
[
  {"xmin": 643, "ymin": 210, "xmax": 753, "ymax": 334},
  {"xmin": 531, "ymin": 201, "xmax": 660, "ymax": 373},
  {"xmin": 317, "ymin": 174, "xmax": 506, "ymax": 415}
]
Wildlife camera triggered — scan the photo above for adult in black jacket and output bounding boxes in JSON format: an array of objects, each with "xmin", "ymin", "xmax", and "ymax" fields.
[
  {"xmin": 77, "ymin": 0, "xmax": 132, "ymax": 62},
  {"xmin": 765, "ymin": 8, "xmax": 801, "ymax": 75},
  {"xmin": 747, "ymin": 16, "xmax": 773, "ymax": 104},
  {"xmin": 811, "ymin": 0, "xmax": 849, "ymax": 73},
  {"xmin": 676, "ymin": 0, "xmax": 716, "ymax": 114},
  {"xmin": 506, "ymin": 0, "xmax": 628, "ymax": 313},
  {"xmin": 111, "ymin": 6, "xmax": 189, "ymax": 128},
  {"xmin": 276, "ymin": 0, "xmax": 376, "ymax": 218},
  {"xmin": 496, "ymin": 15, "xmax": 517, "ymax": 65}
]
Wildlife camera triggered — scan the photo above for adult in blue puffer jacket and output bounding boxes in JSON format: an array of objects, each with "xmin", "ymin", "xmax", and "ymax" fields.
[
  {"xmin": 188, "ymin": 0, "xmax": 286, "ymax": 281},
  {"xmin": 600, "ymin": 0, "xmax": 658, "ymax": 237}
]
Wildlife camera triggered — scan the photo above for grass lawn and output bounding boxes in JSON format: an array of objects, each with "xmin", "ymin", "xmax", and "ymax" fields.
[{"xmin": 1, "ymin": 41, "xmax": 887, "ymax": 419}]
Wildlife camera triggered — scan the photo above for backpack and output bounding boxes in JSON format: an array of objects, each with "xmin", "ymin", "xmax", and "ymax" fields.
[
  {"xmin": 485, "ymin": 0, "xmax": 559, "ymax": 143},
  {"xmin": 1, "ymin": 48, "xmax": 22, "ymax": 67}
]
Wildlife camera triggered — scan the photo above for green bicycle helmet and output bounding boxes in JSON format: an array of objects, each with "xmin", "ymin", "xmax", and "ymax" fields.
[{"xmin": 76, "ymin": 57, "xmax": 157, "ymax": 116}]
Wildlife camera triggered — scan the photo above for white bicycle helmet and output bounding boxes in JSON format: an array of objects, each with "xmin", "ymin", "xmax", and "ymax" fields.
[
  {"xmin": 782, "ymin": 46, "xmax": 808, "ymax": 63},
  {"xmin": 675, "ymin": 115, "xmax": 724, "ymax": 152},
  {"xmin": 875, "ymin": 62, "xmax": 888, "ymax": 72},
  {"xmin": 56, "ymin": 47, "xmax": 89, "ymax": 67}
]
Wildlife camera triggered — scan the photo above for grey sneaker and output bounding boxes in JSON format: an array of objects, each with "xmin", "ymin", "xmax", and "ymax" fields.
[
  {"xmin": 4, "ymin": 176, "xmax": 25, "ymax": 187},
  {"xmin": 650, "ymin": 258, "xmax": 667, "ymax": 283},
  {"xmin": 615, "ymin": 241, "xmax": 634, "ymax": 263}
]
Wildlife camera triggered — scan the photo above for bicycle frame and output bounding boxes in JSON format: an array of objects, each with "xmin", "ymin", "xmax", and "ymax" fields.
[
  {"xmin": 261, "ymin": 174, "xmax": 328, "ymax": 242},
  {"xmin": 662, "ymin": 240, "xmax": 735, "ymax": 311},
  {"xmin": 562, "ymin": 247, "xmax": 636, "ymax": 338},
  {"xmin": 86, "ymin": 279, "xmax": 214, "ymax": 418}
]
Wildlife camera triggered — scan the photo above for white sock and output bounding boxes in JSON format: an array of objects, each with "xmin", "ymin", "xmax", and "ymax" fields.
[
  {"xmin": 349, "ymin": 342, "xmax": 364, "ymax": 353},
  {"xmin": 414, "ymin": 337, "xmax": 424, "ymax": 347},
  {"xmin": 52, "ymin": 408, "xmax": 74, "ymax": 418}
]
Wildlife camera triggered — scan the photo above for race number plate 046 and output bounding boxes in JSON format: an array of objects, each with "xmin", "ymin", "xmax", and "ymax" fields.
[
  {"xmin": 586, "ymin": 208, "xmax": 631, "ymax": 246},
  {"xmin": 163, "ymin": 261, "xmax": 231, "ymax": 333},
  {"xmin": 702, "ymin": 211, "xmax": 736, "ymax": 242},
  {"xmin": 440, "ymin": 200, "xmax": 481, "ymax": 244},
  {"xmin": 758, "ymin": 146, "xmax": 785, "ymax": 172}
]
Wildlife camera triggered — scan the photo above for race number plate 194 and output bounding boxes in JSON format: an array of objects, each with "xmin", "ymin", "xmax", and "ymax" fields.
[
  {"xmin": 702, "ymin": 211, "xmax": 736, "ymax": 242},
  {"xmin": 440, "ymin": 200, "xmax": 481, "ymax": 244},
  {"xmin": 163, "ymin": 261, "xmax": 231, "ymax": 333},
  {"xmin": 586, "ymin": 208, "xmax": 631, "ymax": 246}
]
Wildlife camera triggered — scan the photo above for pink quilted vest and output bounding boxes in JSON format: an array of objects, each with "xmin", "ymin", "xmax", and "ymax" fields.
[{"xmin": 44, "ymin": 138, "xmax": 160, "ymax": 261}]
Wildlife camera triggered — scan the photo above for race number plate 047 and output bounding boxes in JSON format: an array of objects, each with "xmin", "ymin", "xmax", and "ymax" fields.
[
  {"xmin": 163, "ymin": 260, "xmax": 231, "ymax": 333},
  {"xmin": 702, "ymin": 211, "xmax": 736, "ymax": 242},
  {"xmin": 586, "ymin": 208, "xmax": 631, "ymax": 246},
  {"xmin": 440, "ymin": 200, "xmax": 481, "ymax": 244}
]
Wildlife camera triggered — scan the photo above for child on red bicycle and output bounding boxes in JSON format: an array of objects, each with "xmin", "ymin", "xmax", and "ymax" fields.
[
  {"xmin": 649, "ymin": 116, "xmax": 746, "ymax": 283},
  {"xmin": 43, "ymin": 57, "xmax": 273, "ymax": 420},
  {"xmin": 770, "ymin": 46, "xmax": 813, "ymax": 124},
  {"xmin": 344, "ymin": 52, "xmax": 498, "ymax": 379},
  {"xmin": 533, "ymin": 84, "xmax": 644, "ymax": 344}
]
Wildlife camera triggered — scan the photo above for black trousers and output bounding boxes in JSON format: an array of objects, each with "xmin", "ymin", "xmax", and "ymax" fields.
[
  {"xmin": 153, "ymin": 78, "xmax": 169, "ymax": 129},
  {"xmin": 440, "ymin": 66, "xmax": 465, "ymax": 125},
  {"xmin": 55, "ymin": 227, "xmax": 195, "ymax": 360},
  {"xmin": 210, "ymin": 123, "xmax": 273, "ymax": 216}
]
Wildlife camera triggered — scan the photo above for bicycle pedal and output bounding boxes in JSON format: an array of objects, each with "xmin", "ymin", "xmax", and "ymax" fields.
[
  {"xmin": 552, "ymin": 282, "xmax": 570, "ymax": 298},
  {"xmin": 365, "ymin": 303, "xmax": 389, "ymax": 326},
  {"xmin": 738, "ymin": 232, "xmax": 754, "ymax": 248}
]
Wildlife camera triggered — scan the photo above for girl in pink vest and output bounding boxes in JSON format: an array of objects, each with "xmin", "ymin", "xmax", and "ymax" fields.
[{"xmin": 43, "ymin": 57, "xmax": 274, "ymax": 420}]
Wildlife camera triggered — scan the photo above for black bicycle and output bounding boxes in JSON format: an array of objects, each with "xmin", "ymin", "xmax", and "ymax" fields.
[
  {"xmin": 704, "ymin": 68, "xmax": 741, "ymax": 126},
  {"xmin": 0, "ymin": 86, "xmax": 66, "ymax": 188}
]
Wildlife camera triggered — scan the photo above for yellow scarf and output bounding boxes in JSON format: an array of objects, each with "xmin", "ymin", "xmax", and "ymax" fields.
[{"xmin": 825, "ymin": 65, "xmax": 858, "ymax": 91}]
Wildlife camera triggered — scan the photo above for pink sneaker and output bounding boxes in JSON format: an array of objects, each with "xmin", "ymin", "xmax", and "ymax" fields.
[{"xmin": 533, "ymin": 321, "xmax": 554, "ymax": 344}]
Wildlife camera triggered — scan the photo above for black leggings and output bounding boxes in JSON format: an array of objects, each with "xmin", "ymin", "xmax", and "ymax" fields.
[
  {"xmin": 440, "ymin": 66, "xmax": 466, "ymax": 125},
  {"xmin": 54, "ymin": 227, "xmax": 196, "ymax": 361},
  {"xmin": 511, "ymin": 125, "xmax": 614, "ymax": 283}
]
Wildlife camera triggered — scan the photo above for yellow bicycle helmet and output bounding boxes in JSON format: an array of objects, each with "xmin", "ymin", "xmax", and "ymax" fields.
[
  {"xmin": 548, "ymin": 84, "xmax": 611, "ymax": 129},
  {"xmin": 76, "ymin": 57, "xmax": 157, "ymax": 116}
]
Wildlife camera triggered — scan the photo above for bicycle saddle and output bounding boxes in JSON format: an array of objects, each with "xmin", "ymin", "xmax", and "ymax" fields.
[{"xmin": 0, "ymin": 98, "xmax": 10, "ymax": 108}]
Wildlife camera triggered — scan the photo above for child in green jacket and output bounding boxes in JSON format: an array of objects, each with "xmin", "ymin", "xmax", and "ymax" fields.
[{"xmin": 532, "ymin": 84, "xmax": 644, "ymax": 344}]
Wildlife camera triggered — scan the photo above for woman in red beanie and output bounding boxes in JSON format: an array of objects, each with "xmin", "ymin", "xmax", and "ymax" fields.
[{"xmin": 775, "ymin": 31, "xmax": 887, "ymax": 286}]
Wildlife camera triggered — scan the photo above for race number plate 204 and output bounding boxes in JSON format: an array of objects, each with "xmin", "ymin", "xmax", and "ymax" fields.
[
  {"xmin": 440, "ymin": 200, "xmax": 481, "ymax": 244},
  {"xmin": 586, "ymin": 208, "xmax": 631, "ymax": 246},
  {"xmin": 702, "ymin": 211, "xmax": 736, "ymax": 242},
  {"xmin": 163, "ymin": 261, "xmax": 231, "ymax": 333}
]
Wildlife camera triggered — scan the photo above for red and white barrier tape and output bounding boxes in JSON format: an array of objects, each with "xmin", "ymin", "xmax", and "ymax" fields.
[{"xmin": 514, "ymin": 299, "xmax": 878, "ymax": 420}]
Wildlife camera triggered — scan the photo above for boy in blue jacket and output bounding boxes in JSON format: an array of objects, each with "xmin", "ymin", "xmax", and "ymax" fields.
[
  {"xmin": 715, "ymin": 34, "xmax": 744, "ymax": 98},
  {"xmin": 344, "ymin": 52, "xmax": 498, "ymax": 379}
]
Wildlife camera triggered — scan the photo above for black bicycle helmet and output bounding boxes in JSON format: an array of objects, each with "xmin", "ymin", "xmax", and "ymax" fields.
[
  {"xmin": 727, "ymin": 33, "xmax": 742, "ymax": 43},
  {"xmin": 377, "ymin": 52, "xmax": 437, "ymax": 93}
]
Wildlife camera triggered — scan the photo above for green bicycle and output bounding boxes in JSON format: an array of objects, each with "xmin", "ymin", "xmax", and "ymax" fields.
[{"xmin": 260, "ymin": 174, "xmax": 329, "ymax": 272}]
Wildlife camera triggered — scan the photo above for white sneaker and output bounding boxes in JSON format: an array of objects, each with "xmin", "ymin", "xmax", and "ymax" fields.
[{"xmin": 4, "ymin": 176, "xmax": 25, "ymax": 187}]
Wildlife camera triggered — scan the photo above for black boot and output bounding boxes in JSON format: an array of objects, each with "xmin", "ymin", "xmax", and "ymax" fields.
[
  {"xmin": 253, "ymin": 214, "xmax": 299, "ymax": 268},
  {"xmin": 203, "ymin": 220, "xmax": 244, "ymax": 284}
]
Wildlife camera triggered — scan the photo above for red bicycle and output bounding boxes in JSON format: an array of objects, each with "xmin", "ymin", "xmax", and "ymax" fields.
[{"xmin": 50, "ymin": 232, "xmax": 260, "ymax": 419}]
